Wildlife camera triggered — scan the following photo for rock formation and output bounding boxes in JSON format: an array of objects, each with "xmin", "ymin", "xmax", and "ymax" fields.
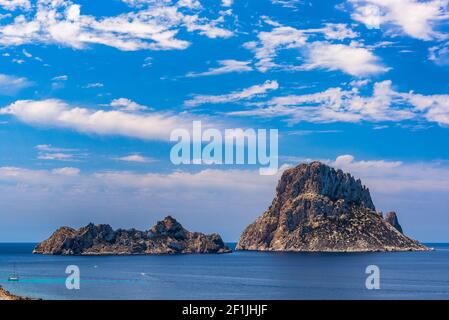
[
  {"xmin": 0, "ymin": 286, "xmax": 33, "ymax": 300},
  {"xmin": 384, "ymin": 211, "xmax": 403, "ymax": 234},
  {"xmin": 237, "ymin": 162, "xmax": 428, "ymax": 252},
  {"xmin": 33, "ymin": 216, "xmax": 231, "ymax": 255}
]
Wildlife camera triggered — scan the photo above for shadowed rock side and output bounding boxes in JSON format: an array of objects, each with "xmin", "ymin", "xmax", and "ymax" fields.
[
  {"xmin": 237, "ymin": 162, "xmax": 428, "ymax": 252},
  {"xmin": 33, "ymin": 216, "xmax": 231, "ymax": 255},
  {"xmin": 384, "ymin": 211, "xmax": 403, "ymax": 234}
]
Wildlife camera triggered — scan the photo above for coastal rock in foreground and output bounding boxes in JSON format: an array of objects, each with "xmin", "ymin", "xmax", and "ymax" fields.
[
  {"xmin": 237, "ymin": 162, "xmax": 428, "ymax": 252},
  {"xmin": 33, "ymin": 216, "xmax": 231, "ymax": 255},
  {"xmin": 0, "ymin": 286, "xmax": 34, "ymax": 300}
]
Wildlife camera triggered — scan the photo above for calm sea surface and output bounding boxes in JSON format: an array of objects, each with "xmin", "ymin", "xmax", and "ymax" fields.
[{"xmin": 1, "ymin": 243, "xmax": 448, "ymax": 300}]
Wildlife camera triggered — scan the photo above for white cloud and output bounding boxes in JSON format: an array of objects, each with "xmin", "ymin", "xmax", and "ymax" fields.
[
  {"xmin": 3, "ymin": 155, "xmax": 449, "ymax": 195},
  {"xmin": 302, "ymin": 42, "xmax": 389, "ymax": 76},
  {"xmin": 320, "ymin": 23, "xmax": 359, "ymax": 40},
  {"xmin": 406, "ymin": 92, "xmax": 449, "ymax": 126},
  {"xmin": 83, "ymin": 82, "xmax": 104, "ymax": 89},
  {"xmin": 0, "ymin": 99, "xmax": 196, "ymax": 141},
  {"xmin": 304, "ymin": 23, "xmax": 359, "ymax": 40},
  {"xmin": 0, "ymin": 0, "xmax": 233, "ymax": 51},
  {"xmin": 52, "ymin": 167, "xmax": 80, "ymax": 176},
  {"xmin": 22, "ymin": 48, "xmax": 32, "ymax": 57},
  {"xmin": 0, "ymin": 0, "xmax": 30, "ymax": 11},
  {"xmin": 332, "ymin": 154, "xmax": 402, "ymax": 170},
  {"xmin": 325, "ymin": 154, "xmax": 449, "ymax": 193},
  {"xmin": 182, "ymin": 14, "xmax": 233, "ymax": 38},
  {"xmin": 0, "ymin": 73, "xmax": 33, "ymax": 95},
  {"xmin": 114, "ymin": 154, "xmax": 153, "ymax": 163},
  {"xmin": 35, "ymin": 144, "xmax": 84, "ymax": 161},
  {"xmin": 35, "ymin": 144, "xmax": 79, "ymax": 152},
  {"xmin": 271, "ymin": 0, "xmax": 303, "ymax": 9},
  {"xmin": 429, "ymin": 42, "xmax": 449, "ymax": 65},
  {"xmin": 229, "ymin": 80, "xmax": 449, "ymax": 126},
  {"xmin": 109, "ymin": 98, "xmax": 149, "ymax": 112},
  {"xmin": 185, "ymin": 80, "xmax": 279, "ymax": 107},
  {"xmin": 142, "ymin": 56, "xmax": 152, "ymax": 68},
  {"xmin": 349, "ymin": 0, "xmax": 449, "ymax": 40},
  {"xmin": 0, "ymin": 165, "xmax": 280, "ymax": 193},
  {"xmin": 38, "ymin": 153, "xmax": 77, "ymax": 161},
  {"xmin": 52, "ymin": 75, "xmax": 68, "ymax": 81},
  {"xmin": 221, "ymin": 0, "xmax": 233, "ymax": 7},
  {"xmin": 245, "ymin": 23, "xmax": 386, "ymax": 76},
  {"xmin": 186, "ymin": 59, "xmax": 253, "ymax": 77},
  {"xmin": 244, "ymin": 26, "xmax": 308, "ymax": 72}
]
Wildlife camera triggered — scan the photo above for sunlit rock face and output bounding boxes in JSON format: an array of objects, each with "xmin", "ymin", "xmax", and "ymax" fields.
[
  {"xmin": 237, "ymin": 162, "xmax": 428, "ymax": 252},
  {"xmin": 33, "ymin": 216, "xmax": 231, "ymax": 255}
]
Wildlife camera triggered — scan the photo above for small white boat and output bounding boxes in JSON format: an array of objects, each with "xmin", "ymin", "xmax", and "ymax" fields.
[
  {"xmin": 8, "ymin": 263, "xmax": 20, "ymax": 282},
  {"xmin": 8, "ymin": 275, "xmax": 19, "ymax": 282}
]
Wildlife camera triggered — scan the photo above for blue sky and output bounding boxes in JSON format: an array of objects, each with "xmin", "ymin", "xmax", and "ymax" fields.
[{"xmin": 0, "ymin": 0, "xmax": 448, "ymax": 242}]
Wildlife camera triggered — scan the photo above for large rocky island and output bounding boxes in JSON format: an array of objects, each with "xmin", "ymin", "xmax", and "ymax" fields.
[
  {"xmin": 237, "ymin": 161, "xmax": 428, "ymax": 252},
  {"xmin": 33, "ymin": 216, "xmax": 231, "ymax": 255}
]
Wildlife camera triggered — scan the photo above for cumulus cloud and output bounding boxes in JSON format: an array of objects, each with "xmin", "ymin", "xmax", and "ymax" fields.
[
  {"xmin": 108, "ymin": 98, "xmax": 149, "ymax": 112},
  {"xmin": 0, "ymin": 0, "xmax": 30, "ymax": 11},
  {"xmin": 113, "ymin": 154, "xmax": 154, "ymax": 163},
  {"xmin": 186, "ymin": 60, "xmax": 253, "ymax": 77},
  {"xmin": 244, "ymin": 23, "xmax": 386, "ymax": 76},
  {"xmin": 0, "ymin": 73, "xmax": 33, "ymax": 95},
  {"xmin": 221, "ymin": 0, "xmax": 233, "ymax": 7},
  {"xmin": 0, "ymin": 99, "xmax": 197, "ymax": 141},
  {"xmin": 244, "ymin": 26, "xmax": 308, "ymax": 72},
  {"xmin": 184, "ymin": 80, "xmax": 279, "ymax": 107},
  {"xmin": 301, "ymin": 42, "xmax": 389, "ymax": 76},
  {"xmin": 0, "ymin": 0, "xmax": 233, "ymax": 51},
  {"xmin": 349, "ymin": 0, "xmax": 449, "ymax": 40},
  {"xmin": 229, "ymin": 80, "xmax": 449, "ymax": 126}
]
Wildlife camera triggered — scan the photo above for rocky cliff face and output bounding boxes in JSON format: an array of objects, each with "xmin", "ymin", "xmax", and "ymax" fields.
[
  {"xmin": 237, "ymin": 162, "xmax": 428, "ymax": 252},
  {"xmin": 384, "ymin": 211, "xmax": 403, "ymax": 234},
  {"xmin": 33, "ymin": 216, "xmax": 231, "ymax": 255}
]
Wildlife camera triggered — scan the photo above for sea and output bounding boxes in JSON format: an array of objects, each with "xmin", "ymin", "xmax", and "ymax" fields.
[{"xmin": 1, "ymin": 243, "xmax": 448, "ymax": 300}]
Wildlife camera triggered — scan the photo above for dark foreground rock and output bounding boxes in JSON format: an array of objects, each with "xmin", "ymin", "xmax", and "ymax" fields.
[
  {"xmin": 237, "ymin": 161, "xmax": 428, "ymax": 252},
  {"xmin": 33, "ymin": 216, "xmax": 231, "ymax": 255}
]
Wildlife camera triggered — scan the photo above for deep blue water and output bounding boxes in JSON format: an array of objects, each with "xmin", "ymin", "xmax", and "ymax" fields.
[{"xmin": 1, "ymin": 243, "xmax": 448, "ymax": 300}]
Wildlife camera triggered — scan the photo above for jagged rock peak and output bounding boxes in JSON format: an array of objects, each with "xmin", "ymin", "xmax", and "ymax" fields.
[
  {"xmin": 277, "ymin": 161, "xmax": 375, "ymax": 211},
  {"xmin": 33, "ymin": 216, "xmax": 231, "ymax": 255},
  {"xmin": 237, "ymin": 162, "xmax": 428, "ymax": 252}
]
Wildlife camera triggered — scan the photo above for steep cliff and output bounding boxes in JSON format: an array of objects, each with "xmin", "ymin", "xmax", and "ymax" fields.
[{"xmin": 237, "ymin": 162, "xmax": 428, "ymax": 252}]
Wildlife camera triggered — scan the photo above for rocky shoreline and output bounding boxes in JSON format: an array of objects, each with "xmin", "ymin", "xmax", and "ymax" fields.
[{"xmin": 0, "ymin": 286, "xmax": 31, "ymax": 300}]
